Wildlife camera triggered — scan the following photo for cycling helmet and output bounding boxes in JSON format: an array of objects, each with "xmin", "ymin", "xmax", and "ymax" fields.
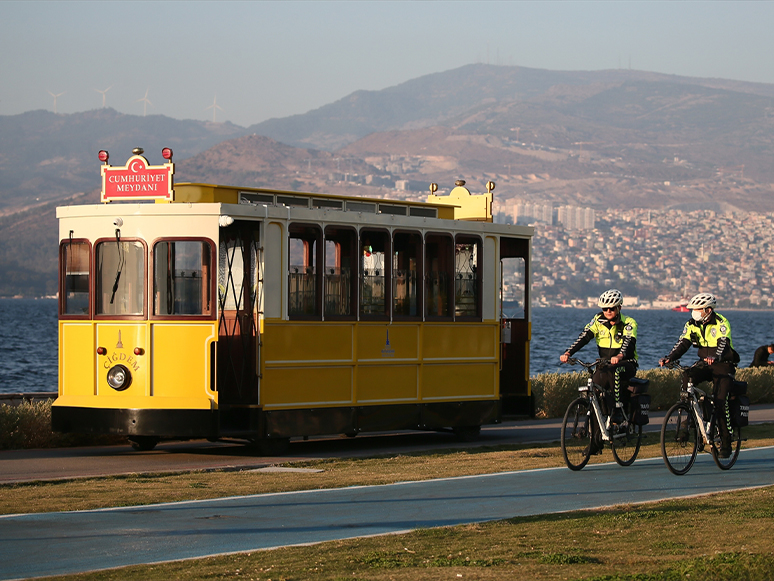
[
  {"xmin": 598, "ymin": 289, "xmax": 623, "ymax": 309},
  {"xmin": 686, "ymin": 292, "xmax": 717, "ymax": 310}
]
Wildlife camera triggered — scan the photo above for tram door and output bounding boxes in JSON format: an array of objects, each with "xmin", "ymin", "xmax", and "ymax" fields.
[
  {"xmin": 217, "ymin": 223, "xmax": 261, "ymax": 414},
  {"xmin": 499, "ymin": 237, "xmax": 533, "ymax": 416}
]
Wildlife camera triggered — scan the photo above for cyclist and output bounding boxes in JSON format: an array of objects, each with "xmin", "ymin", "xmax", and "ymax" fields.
[
  {"xmin": 659, "ymin": 292, "xmax": 740, "ymax": 458},
  {"xmin": 560, "ymin": 289, "xmax": 639, "ymax": 452}
]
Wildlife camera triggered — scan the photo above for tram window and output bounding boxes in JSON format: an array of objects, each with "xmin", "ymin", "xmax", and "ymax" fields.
[
  {"xmin": 288, "ymin": 224, "xmax": 322, "ymax": 318},
  {"xmin": 347, "ymin": 201, "xmax": 377, "ymax": 213},
  {"xmin": 95, "ymin": 240, "xmax": 145, "ymax": 316},
  {"xmin": 360, "ymin": 229, "xmax": 390, "ymax": 318},
  {"xmin": 324, "ymin": 227, "xmax": 356, "ymax": 318},
  {"xmin": 455, "ymin": 236, "xmax": 482, "ymax": 319},
  {"xmin": 313, "ymin": 198, "xmax": 343, "ymax": 210},
  {"xmin": 379, "ymin": 204, "xmax": 407, "ymax": 216},
  {"xmin": 501, "ymin": 237, "xmax": 529, "ymax": 320},
  {"xmin": 61, "ymin": 240, "xmax": 90, "ymax": 316},
  {"xmin": 153, "ymin": 240, "xmax": 212, "ymax": 316},
  {"xmin": 393, "ymin": 232, "xmax": 421, "ymax": 317},
  {"xmin": 425, "ymin": 233, "xmax": 453, "ymax": 318}
]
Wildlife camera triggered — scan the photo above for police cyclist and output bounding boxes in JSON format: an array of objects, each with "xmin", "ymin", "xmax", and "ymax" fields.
[
  {"xmin": 659, "ymin": 292, "xmax": 740, "ymax": 458},
  {"xmin": 560, "ymin": 289, "xmax": 639, "ymax": 450}
]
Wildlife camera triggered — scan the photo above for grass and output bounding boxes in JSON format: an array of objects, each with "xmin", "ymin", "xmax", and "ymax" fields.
[
  {"xmin": 28, "ymin": 483, "xmax": 774, "ymax": 580},
  {"xmin": 3, "ymin": 415, "xmax": 774, "ymax": 581},
  {"xmin": 3, "ymin": 423, "xmax": 774, "ymax": 516}
]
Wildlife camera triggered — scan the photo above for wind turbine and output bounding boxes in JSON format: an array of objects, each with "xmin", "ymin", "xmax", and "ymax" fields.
[
  {"xmin": 205, "ymin": 95, "xmax": 223, "ymax": 122},
  {"xmin": 136, "ymin": 88, "xmax": 153, "ymax": 116},
  {"xmin": 48, "ymin": 90, "xmax": 65, "ymax": 113},
  {"xmin": 94, "ymin": 85, "xmax": 113, "ymax": 108}
]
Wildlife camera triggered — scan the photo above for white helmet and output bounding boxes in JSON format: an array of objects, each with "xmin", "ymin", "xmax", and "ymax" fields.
[
  {"xmin": 598, "ymin": 289, "xmax": 623, "ymax": 309},
  {"xmin": 687, "ymin": 292, "xmax": 717, "ymax": 310}
]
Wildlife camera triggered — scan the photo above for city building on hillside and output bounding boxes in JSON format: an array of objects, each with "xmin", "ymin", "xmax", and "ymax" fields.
[
  {"xmin": 513, "ymin": 201, "xmax": 553, "ymax": 225},
  {"xmin": 557, "ymin": 205, "xmax": 595, "ymax": 230}
]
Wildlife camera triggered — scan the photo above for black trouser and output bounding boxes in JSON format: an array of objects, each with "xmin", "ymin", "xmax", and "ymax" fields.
[
  {"xmin": 683, "ymin": 361, "xmax": 734, "ymax": 444},
  {"xmin": 593, "ymin": 361, "xmax": 637, "ymax": 413}
]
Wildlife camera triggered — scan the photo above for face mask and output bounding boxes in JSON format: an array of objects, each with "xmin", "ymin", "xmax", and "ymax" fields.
[{"xmin": 691, "ymin": 310, "xmax": 704, "ymax": 322}]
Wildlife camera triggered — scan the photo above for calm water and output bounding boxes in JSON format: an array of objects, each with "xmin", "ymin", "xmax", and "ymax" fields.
[{"xmin": 1, "ymin": 299, "xmax": 773, "ymax": 393}]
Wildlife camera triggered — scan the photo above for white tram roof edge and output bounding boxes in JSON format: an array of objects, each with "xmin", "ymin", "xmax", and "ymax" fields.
[{"xmin": 57, "ymin": 182, "xmax": 534, "ymax": 239}]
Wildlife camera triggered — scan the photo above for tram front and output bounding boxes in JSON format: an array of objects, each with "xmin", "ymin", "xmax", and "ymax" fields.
[{"xmin": 52, "ymin": 149, "xmax": 220, "ymax": 450}]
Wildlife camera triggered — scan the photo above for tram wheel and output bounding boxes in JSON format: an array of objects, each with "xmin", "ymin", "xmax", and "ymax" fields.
[
  {"xmin": 453, "ymin": 425, "xmax": 481, "ymax": 442},
  {"xmin": 128, "ymin": 436, "xmax": 160, "ymax": 451},
  {"xmin": 249, "ymin": 437, "xmax": 291, "ymax": 456}
]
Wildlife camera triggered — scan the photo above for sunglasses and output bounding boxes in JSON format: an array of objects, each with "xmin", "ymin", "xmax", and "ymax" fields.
[{"xmin": 602, "ymin": 307, "xmax": 618, "ymax": 312}]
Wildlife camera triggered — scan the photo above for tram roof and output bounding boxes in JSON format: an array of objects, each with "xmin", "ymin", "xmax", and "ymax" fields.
[
  {"xmin": 171, "ymin": 182, "xmax": 495, "ymax": 224},
  {"xmin": 59, "ymin": 180, "xmax": 533, "ymax": 238}
]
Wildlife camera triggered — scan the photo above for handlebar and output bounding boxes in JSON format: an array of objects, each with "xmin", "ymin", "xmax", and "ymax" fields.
[
  {"xmin": 562, "ymin": 357, "xmax": 639, "ymax": 368},
  {"xmin": 661, "ymin": 359, "xmax": 706, "ymax": 372}
]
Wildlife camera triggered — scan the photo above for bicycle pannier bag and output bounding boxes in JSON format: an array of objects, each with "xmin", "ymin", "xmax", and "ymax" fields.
[
  {"xmin": 631, "ymin": 393, "xmax": 650, "ymax": 425},
  {"xmin": 730, "ymin": 394, "xmax": 750, "ymax": 428},
  {"xmin": 732, "ymin": 380, "xmax": 748, "ymax": 396}
]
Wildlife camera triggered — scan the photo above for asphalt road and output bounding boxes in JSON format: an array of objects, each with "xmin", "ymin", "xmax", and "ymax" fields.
[{"xmin": 2, "ymin": 405, "xmax": 773, "ymax": 483}]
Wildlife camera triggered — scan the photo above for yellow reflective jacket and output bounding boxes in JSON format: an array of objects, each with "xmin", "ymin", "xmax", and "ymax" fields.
[
  {"xmin": 666, "ymin": 311, "xmax": 739, "ymax": 363},
  {"xmin": 567, "ymin": 312, "xmax": 638, "ymax": 361}
]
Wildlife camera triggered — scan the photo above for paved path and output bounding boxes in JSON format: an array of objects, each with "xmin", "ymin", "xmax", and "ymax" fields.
[
  {"xmin": 2, "ymin": 446, "xmax": 773, "ymax": 580},
  {"xmin": 4, "ymin": 405, "xmax": 773, "ymax": 484}
]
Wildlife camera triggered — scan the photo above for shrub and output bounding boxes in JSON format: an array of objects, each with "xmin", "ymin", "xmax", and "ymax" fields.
[
  {"xmin": 532, "ymin": 366, "xmax": 774, "ymax": 418},
  {"xmin": 0, "ymin": 400, "xmax": 125, "ymax": 450}
]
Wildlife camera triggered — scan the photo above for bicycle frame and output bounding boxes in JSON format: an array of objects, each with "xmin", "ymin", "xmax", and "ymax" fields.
[
  {"xmin": 575, "ymin": 362, "xmax": 633, "ymax": 444},
  {"xmin": 681, "ymin": 382, "xmax": 713, "ymax": 448}
]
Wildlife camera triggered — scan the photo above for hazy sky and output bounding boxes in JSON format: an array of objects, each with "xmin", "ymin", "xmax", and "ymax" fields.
[{"xmin": 2, "ymin": 1, "xmax": 773, "ymax": 127}]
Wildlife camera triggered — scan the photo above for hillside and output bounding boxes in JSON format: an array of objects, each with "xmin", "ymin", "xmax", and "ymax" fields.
[
  {"xmin": 0, "ymin": 108, "xmax": 248, "ymax": 213},
  {"xmin": 3, "ymin": 62, "xmax": 774, "ymax": 296},
  {"xmin": 175, "ymin": 134, "xmax": 382, "ymax": 194}
]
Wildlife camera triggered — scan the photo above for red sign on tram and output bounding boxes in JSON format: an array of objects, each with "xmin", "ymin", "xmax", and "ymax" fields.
[{"xmin": 100, "ymin": 154, "xmax": 174, "ymax": 203}]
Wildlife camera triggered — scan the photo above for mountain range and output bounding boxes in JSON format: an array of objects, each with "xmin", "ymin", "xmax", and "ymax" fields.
[{"xmin": 2, "ymin": 63, "xmax": 774, "ymax": 296}]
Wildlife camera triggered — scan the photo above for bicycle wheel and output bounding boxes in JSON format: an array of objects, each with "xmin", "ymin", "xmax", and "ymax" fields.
[
  {"xmin": 661, "ymin": 402, "xmax": 698, "ymax": 475},
  {"xmin": 710, "ymin": 424, "xmax": 741, "ymax": 470},
  {"xmin": 561, "ymin": 397, "xmax": 593, "ymax": 471},
  {"xmin": 611, "ymin": 421, "xmax": 643, "ymax": 466}
]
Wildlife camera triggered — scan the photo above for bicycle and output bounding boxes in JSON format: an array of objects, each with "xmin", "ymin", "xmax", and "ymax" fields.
[
  {"xmin": 660, "ymin": 360, "xmax": 747, "ymax": 475},
  {"xmin": 560, "ymin": 358, "xmax": 649, "ymax": 471}
]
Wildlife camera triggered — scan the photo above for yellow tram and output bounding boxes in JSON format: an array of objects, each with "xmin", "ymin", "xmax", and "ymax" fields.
[{"xmin": 52, "ymin": 148, "xmax": 533, "ymax": 452}]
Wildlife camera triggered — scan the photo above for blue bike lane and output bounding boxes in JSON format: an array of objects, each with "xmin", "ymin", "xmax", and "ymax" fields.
[{"xmin": 2, "ymin": 447, "xmax": 773, "ymax": 580}]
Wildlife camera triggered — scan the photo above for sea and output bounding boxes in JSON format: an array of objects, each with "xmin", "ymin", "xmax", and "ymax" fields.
[{"xmin": 2, "ymin": 298, "xmax": 774, "ymax": 394}]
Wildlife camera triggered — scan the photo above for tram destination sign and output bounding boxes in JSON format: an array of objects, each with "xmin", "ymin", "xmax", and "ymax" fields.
[{"xmin": 100, "ymin": 154, "xmax": 174, "ymax": 203}]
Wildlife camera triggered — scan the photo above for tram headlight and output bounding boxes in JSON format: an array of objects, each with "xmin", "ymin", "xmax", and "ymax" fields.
[{"xmin": 107, "ymin": 365, "xmax": 132, "ymax": 391}]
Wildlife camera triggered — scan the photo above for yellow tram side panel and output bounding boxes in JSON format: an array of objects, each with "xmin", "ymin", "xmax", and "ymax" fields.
[
  {"xmin": 260, "ymin": 320, "xmax": 499, "ymax": 410},
  {"xmin": 421, "ymin": 324, "xmax": 498, "ymax": 400},
  {"xmin": 56, "ymin": 320, "xmax": 217, "ymax": 410}
]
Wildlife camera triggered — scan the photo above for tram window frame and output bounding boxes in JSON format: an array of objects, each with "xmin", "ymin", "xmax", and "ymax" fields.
[
  {"xmin": 359, "ymin": 228, "xmax": 391, "ymax": 320},
  {"xmin": 323, "ymin": 225, "xmax": 357, "ymax": 320},
  {"xmin": 500, "ymin": 237, "xmax": 530, "ymax": 321},
  {"xmin": 454, "ymin": 235, "xmax": 483, "ymax": 320},
  {"xmin": 151, "ymin": 237, "xmax": 216, "ymax": 320},
  {"xmin": 392, "ymin": 230, "xmax": 422, "ymax": 319},
  {"xmin": 59, "ymin": 238, "xmax": 92, "ymax": 319},
  {"xmin": 94, "ymin": 237, "xmax": 148, "ymax": 320},
  {"xmin": 288, "ymin": 223, "xmax": 323, "ymax": 320},
  {"xmin": 424, "ymin": 233, "xmax": 454, "ymax": 320}
]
